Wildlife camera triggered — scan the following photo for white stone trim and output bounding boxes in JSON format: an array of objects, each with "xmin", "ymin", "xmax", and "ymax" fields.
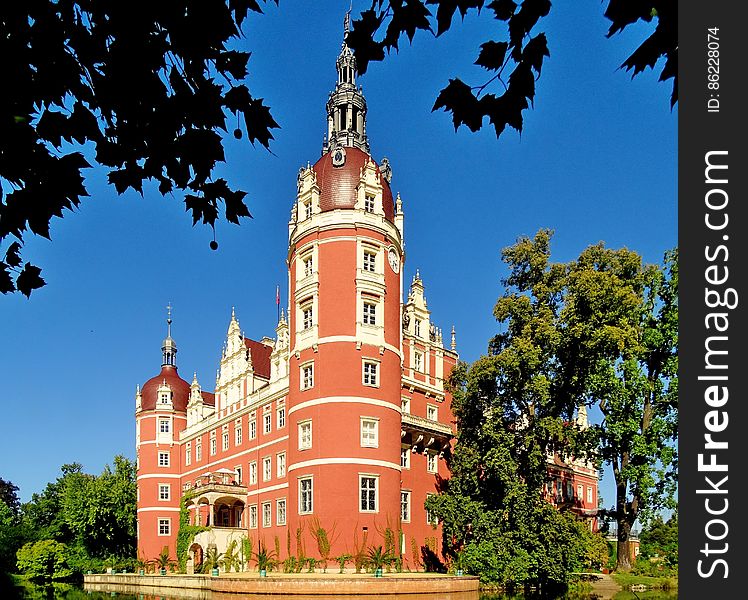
[
  {"xmin": 180, "ymin": 435, "xmax": 289, "ymax": 478},
  {"xmin": 288, "ymin": 396, "xmax": 401, "ymax": 416},
  {"xmin": 137, "ymin": 473, "xmax": 182, "ymax": 480},
  {"xmin": 137, "ymin": 507, "xmax": 181, "ymax": 513},
  {"xmin": 247, "ymin": 482, "xmax": 289, "ymax": 497},
  {"xmin": 294, "ymin": 336, "xmax": 402, "ymax": 359},
  {"xmin": 287, "ymin": 457, "xmax": 401, "ymax": 472}
]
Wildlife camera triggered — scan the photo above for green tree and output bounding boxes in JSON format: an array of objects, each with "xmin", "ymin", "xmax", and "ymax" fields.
[
  {"xmin": 427, "ymin": 230, "xmax": 676, "ymax": 582},
  {"xmin": 16, "ymin": 539, "xmax": 73, "ymax": 581},
  {"xmin": 0, "ymin": 478, "xmax": 21, "ymax": 518},
  {"xmin": 1, "ymin": 1, "xmax": 279, "ymax": 296},
  {"xmin": 347, "ymin": 1, "xmax": 676, "ymax": 138},
  {"xmin": 637, "ymin": 512, "xmax": 677, "ymax": 570}
]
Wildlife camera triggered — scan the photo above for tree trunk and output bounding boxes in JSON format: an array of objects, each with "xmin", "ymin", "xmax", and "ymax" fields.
[{"xmin": 616, "ymin": 520, "xmax": 633, "ymax": 572}]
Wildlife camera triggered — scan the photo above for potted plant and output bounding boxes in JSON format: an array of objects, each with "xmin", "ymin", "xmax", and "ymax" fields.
[
  {"xmin": 367, "ymin": 545, "xmax": 391, "ymax": 578},
  {"xmin": 154, "ymin": 546, "xmax": 176, "ymax": 576},
  {"xmin": 202, "ymin": 547, "xmax": 222, "ymax": 577},
  {"xmin": 255, "ymin": 542, "xmax": 276, "ymax": 577},
  {"xmin": 454, "ymin": 550, "xmax": 465, "ymax": 576},
  {"xmin": 136, "ymin": 556, "xmax": 148, "ymax": 576}
]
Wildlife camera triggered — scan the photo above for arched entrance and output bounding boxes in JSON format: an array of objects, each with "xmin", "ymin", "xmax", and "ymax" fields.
[{"xmin": 189, "ymin": 543, "xmax": 204, "ymax": 570}]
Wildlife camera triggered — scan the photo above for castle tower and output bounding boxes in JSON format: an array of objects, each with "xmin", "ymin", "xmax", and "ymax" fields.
[
  {"xmin": 285, "ymin": 20, "xmax": 406, "ymax": 554},
  {"xmin": 135, "ymin": 308, "xmax": 190, "ymax": 560}
]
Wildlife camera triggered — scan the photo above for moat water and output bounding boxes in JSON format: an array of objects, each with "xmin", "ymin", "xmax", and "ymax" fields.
[{"xmin": 3, "ymin": 581, "xmax": 678, "ymax": 600}]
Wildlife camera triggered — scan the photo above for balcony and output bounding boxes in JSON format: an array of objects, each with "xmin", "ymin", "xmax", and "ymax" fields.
[
  {"xmin": 183, "ymin": 470, "xmax": 247, "ymax": 528},
  {"xmin": 401, "ymin": 413, "xmax": 453, "ymax": 454}
]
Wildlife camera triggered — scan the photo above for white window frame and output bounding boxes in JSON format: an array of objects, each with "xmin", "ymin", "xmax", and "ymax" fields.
[
  {"xmin": 359, "ymin": 474, "xmax": 378, "ymax": 513},
  {"xmin": 262, "ymin": 501, "xmax": 272, "ymax": 528},
  {"xmin": 400, "ymin": 490, "xmax": 411, "ymax": 523},
  {"xmin": 222, "ymin": 428, "xmax": 229, "ymax": 451},
  {"xmin": 304, "ymin": 200, "xmax": 312, "ymax": 220},
  {"xmin": 277, "ymin": 404, "xmax": 286, "ymax": 429},
  {"xmin": 362, "ymin": 301, "xmax": 377, "ymax": 325},
  {"xmin": 249, "ymin": 461, "xmax": 258, "ymax": 485},
  {"xmin": 158, "ymin": 451, "xmax": 170, "ymax": 467},
  {"xmin": 587, "ymin": 486, "xmax": 593, "ymax": 504},
  {"xmin": 427, "ymin": 451, "xmax": 437, "ymax": 474},
  {"xmin": 414, "ymin": 319, "xmax": 422, "ymax": 337},
  {"xmin": 364, "ymin": 194, "xmax": 375, "ymax": 213},
  {"xmin": 298, "ymin": 420, "xmax": 312, "ymax": 450},
  {"xmin": 577, "ymin": 484, "xmax": 583, "ymax": 500},
  {"xmin": 301, "ymin": 302, "xmax": 313, "ymax": 330},
  {"xmin": 185, "ymin": 442, "xmax": 192, "ymax": 466},
  {"xmin": 401, "ymin": 397, "xmax": 410, "ymax": 414},
  {"xmin": 360, "ymin": 417, "xmax": 379, "ymax": 448},
  {"xmin": 158, "ymin": 418, "xmax": 170, "ymax": 434},
  {"xmin": 363, "ymin": 249, "xmax": 376, "ymax": 272},
  {"xmin": 277, "ymin": 452, "xmax": 286, "ymax": 478},
  {"xmin": 362, "ymin": 360, "xmax": 379, "ymax": 387},
  {"xmin": 400, "ymin": 447, "xmax": 410, "ymax": 469},
  {"xmin": 158, "ymin": 518, "xmax": 171, "ymax": 536},
  {"xmin": 277, "ymin": 498, "xmax": 287, "ymax": 525},
  {"xmin": 414, "ymin": 351, "xmax": 423, "ymax": 372},
  {"xmin": 235, "ymin": 466, "xmax": 243, "ymax": 485},
  {"xmin": 249, "ymin": 504, "xmax": 258, "ymax": 529},
  {"xmin": 263, "ymin": 456, "xmax": 272, "ymax": 482},
  {"xmin": 235, "ymin": 419, "xmax": 243, "ymax": 445},
  {"xmin": 299, "ymin": 476, "xmax": 313, "ymax": 514},
  {"xmin": 301, "ymin": 362, "xmax": 314, "ymax": 390},
  {"xmin": 263, "ymin": 412, "xmax": 272, "ymax": 435},
  {"xmin": 249, "ymin": 413, "xmax": 257, "ymax": 440},
  {"xmin": 302, "ymin": 254, "xmax": 313, "ymax": 278},
  {"xmin": 426, "ymin": 404, "xmax": 438, "ymax": 421},
  {"xmin": 210, "ymin": 431, "xmax": 217, "ymax": 455},
  {"xmin": 426, "ymin": 493, "xmax": 437, "ymax": 525},
  {"xmin": 158, "ymin": 484, "xmax": 170, "ymax": 501},
  {"xmin": 195, "ymin": 439, "xmax": 202, "ymax": 462}
]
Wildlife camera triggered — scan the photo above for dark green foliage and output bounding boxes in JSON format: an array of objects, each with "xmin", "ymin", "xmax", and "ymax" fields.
[
  {"xmin": 1, "ymin": 1, "xmax": 280, "ymax": 296},
  {"xmin": 347, "ymin": 1, "xmax": 676, "ymax": 138},
  {"xmin": 635, "ymin": 512, "xmax": 677, "ymax": 576},
  {"xmin": 15, "ymin": 457, "xmax": 137, "ymax": 576},
  {"xmin": 175, "ymin": 495, "xmax": 208, "ymax": 570},
  {"xmin": 426, "ymin": 230, "xmax": 677, "ymax": 585}
]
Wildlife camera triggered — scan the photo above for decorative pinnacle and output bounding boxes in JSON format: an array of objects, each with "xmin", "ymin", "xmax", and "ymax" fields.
[
  {"xmin": 451, "ymin": 325, "xmax": 456, "ymax": 352},
  {"xmin": 166, "ymin": 302, "xmax": 173, "ymax": 337}
]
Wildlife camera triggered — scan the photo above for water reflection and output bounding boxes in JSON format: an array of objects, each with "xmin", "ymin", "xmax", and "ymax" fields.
[{"xmin": 4, "ymin": 581, "xmax": 677, "ymax": 600}]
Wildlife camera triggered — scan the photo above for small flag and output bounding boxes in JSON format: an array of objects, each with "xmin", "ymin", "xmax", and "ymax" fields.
[{"xmin": 276, "ymin": 285, "xmax": 280, "ymax": 306}]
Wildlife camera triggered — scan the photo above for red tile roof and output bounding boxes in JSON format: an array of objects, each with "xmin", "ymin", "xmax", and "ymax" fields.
[
  {"xmin": 140, "ymin": 366, "xmax": 190, "ymax": 412},
  {"xmin": 244, "ymin": 337, "xmax": 272, "ymax": 379},
  {"xmin": 312, "ymin": 146, "xmax": 394, "ymax": 222}
]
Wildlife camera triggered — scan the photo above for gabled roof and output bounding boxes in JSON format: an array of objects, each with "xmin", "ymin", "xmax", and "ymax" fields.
[{"xmin": 244, "ymin": 337, "xmax": 272, "ymax": 379}]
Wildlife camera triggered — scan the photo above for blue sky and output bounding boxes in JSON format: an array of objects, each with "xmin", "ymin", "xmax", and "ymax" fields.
[{"xmin": 0, "ymin": 0, "xmax": 676, "ymax": 512}]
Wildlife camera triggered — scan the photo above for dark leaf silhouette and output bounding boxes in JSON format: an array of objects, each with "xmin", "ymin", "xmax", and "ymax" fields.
[
  {"xmin": 475, "ymin": 41, "xmax": 509, "ymax": 71},
  {"xmin": 348, "ymin": 0, "xmax": 675, "ymax": 139},
  {"xmin": 1, "ymin": 1, "xmax": 278, "ymax": 296}
]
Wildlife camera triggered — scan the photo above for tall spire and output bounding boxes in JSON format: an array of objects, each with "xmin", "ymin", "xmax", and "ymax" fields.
[
  {"xmin": 162, "ymin": 303, "xmax": 177, "ymax": 367},
  {"xmin": 323, "ymin": 13, "xmax": 369, "ymax": 155}
]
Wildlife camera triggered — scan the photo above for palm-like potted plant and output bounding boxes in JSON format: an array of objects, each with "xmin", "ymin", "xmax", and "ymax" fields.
[
  {"xmin": 367, "ymin": 545, "xmax": 391, "ymax": 578},
  {"xmin": 454, "ymin": 550, "xmax": 465, "ymax": 576},
  {"xmin": 221, "ymin": 540, "xmax": 241, "ymax": 574},
  {"xmin": 136, "ymin": 555, "xmax": 148, "ymax": 576},
  {"xmin": 255, "ymin": 542, "xmax": 277, "ymax": 577},
  {"xmin": 202, "ymin": 547, "xmax": 223, "ymax": 577},
  {"xmin": 154, "ymin": 546, "xmax": 176, "ymax": 575}
]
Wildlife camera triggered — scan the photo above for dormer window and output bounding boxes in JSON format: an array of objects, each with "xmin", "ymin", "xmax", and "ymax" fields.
[
  {"xmin": 414, "ymin": 319, "xmax": 422, "ymax": 337},
  {"xmin": 304, "ymin": 200, "xmax": 312, "ymax": 220},
  {"xmin": 160, "ymin": 392, "xmax": 170, "ymax": 404},
  {"xmin": 364, "ymin": 195, "xmax": 375, "ymax": 213}
]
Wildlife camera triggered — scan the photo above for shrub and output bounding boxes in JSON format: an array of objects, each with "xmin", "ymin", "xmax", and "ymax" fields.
[{"xmin": 16, "ymin": 540, "xmax": 73, "ymax": 581}]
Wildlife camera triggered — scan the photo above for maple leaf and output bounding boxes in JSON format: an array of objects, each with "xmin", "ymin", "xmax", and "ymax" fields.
[{"xmin": 16, "ymin": 263, "xmax": 45, "ymax": 298}]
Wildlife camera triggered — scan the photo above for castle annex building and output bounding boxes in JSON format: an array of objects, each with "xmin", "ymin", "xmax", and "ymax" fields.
[{"xmin": 135, "ymin": 27, "xmax": 598, "ymax": 567}]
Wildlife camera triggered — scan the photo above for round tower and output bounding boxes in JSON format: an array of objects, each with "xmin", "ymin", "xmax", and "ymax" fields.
[
  {"xmin": 285, "ymin": 21, "xmax": 405, "ymax": 555},
  {"xmin": 135, "ymin": 307, "xmax": 190, "ymax": 562}
]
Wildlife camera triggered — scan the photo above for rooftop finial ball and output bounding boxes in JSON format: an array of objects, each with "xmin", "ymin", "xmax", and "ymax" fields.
[
  {"xmin": 210, "ymin": 240, "xmax": 219, "ymax": 250},
  {"xmin": 233, "ymin": 128, "xmax": 242, "ymax": 139}
]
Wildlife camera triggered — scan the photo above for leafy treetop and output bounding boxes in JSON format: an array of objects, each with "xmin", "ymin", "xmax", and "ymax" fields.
[
  {"xmin": 1, "ymin": 1, "xmax": 279, "ymax": 296},
  {"xmin": 347, "ymin": 1, "xmax": 676, "ymax": 137}
]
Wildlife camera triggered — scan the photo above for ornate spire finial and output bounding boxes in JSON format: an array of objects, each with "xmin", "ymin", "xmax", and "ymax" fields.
[
  {"xmin": 451, "ymin": 325, "xmax": 456, "ymax": 352},
  {"xmin": 344, "ymin": 4, "xmax": 351, "ymax": 35},
  {"xmin": 166, "ymin": 302, "xmax": 172, "ymax": 336}
]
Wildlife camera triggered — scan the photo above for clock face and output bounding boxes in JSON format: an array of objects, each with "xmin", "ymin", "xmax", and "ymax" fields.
[
  {"xmin": 388, "ymin": 249, "xmax": 400, "ymax": 273},
  {"xmin": 331, "ymin": 146, "xmax": 346, "ymax": 167}
]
